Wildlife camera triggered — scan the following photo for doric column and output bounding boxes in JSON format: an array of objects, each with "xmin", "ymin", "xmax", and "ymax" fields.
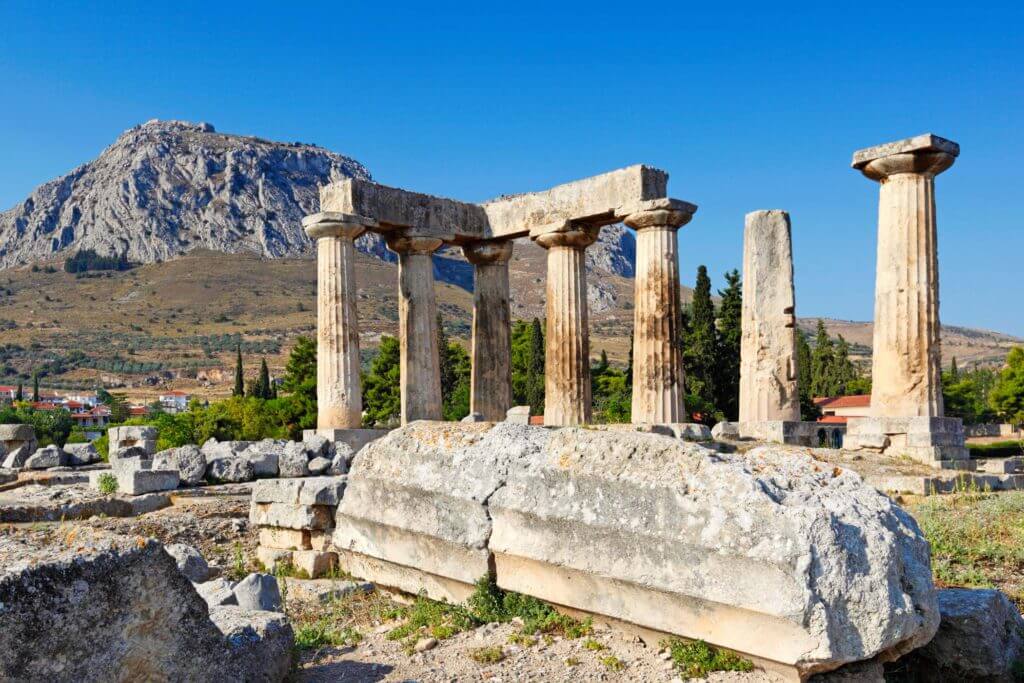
[
  {"xmin": 852, "ymin": 134, "xmax": 959, "ymax": 418},
  {"xmin": 302, "ymin": 213, "xmax": 372, "ymax": 430},
  {"xmin": 534, "ymin": 226, "xmax": 600, "ymax": 426},
  {"xmin": 738, "ymin": 210, "xmax": 800, "ymax": 423},
  {"xmin": 386, "ymin": 233, "xmax": 444, "ymax": 423},
  {"xmin": 625, "ymin": 202, "xmax": 695, "ymax": 423},
  {"xmin": 463, "ymin": 240, "xmax": 514, "ymax": 421}
]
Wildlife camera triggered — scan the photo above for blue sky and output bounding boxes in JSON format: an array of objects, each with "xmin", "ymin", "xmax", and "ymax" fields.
[{"xmin": 1, "ymin": 2, "xmax": 1021, "ymax": 335}]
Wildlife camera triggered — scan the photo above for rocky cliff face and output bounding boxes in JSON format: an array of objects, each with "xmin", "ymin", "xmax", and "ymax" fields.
[
  {"xmin": 0, "ymin": 120, "xmax": 370, "ymax": 268},
  {"xmin": 0, "ymin": 120, "xmax": 637, "ymax": 288}
]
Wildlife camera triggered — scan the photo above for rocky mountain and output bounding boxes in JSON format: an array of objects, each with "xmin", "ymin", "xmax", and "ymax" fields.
[
  {"xmin": 0, "ymin": 120, "xmax": 376, "ymax": 268},
  {"xmin": 0, "ymin": 120, "xmax": 639, "ymax": 294}
]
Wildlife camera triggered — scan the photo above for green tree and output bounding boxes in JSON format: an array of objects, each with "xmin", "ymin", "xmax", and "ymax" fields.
[
  {"xmin": 683, "ymin": 266, "xmax": 717, "ymax": 421},
  {"xmin": 282, "ymin": 336, "xmax": 317, "ymax": 403},
  {"xmin": 944, "ymin": 366, "xmax": 996, "ymax": 424},
  {"xmin": 256, "ymin": 358, "xmax": 272, "ymax": 400},
  {"xmin": 233, "ymin": 346, "xmax": 244, "ymax": 397},
  {"xmin": 32, "ymin": 373, "xmax": 39, "ymax": 402},
  {"xmin": 437, "ymin": 314, "xmax": 458, "ymax": 408},
  {"xmin": 15, "ymin": 382, "xmax": 22, "ymax": 401},
  {"xmin": 810, "ymin": 320, "xmax": 836, "ymax": 397},
  {"xmin": 363, "ymin": 336, "xmax": 401, "ymax": 427},
  {"xmin": 795, "ymin": 329, "xmax": 820, "ymax": 420},
  {"xmin": 950, "ymin": 356, "xmax": 959, "ymax": 380},
  {"xmin": 831, "ymin": 336, "xmax": 858, "ymax": 395},
  {"xmin": 441, "ymin": 342, "xmax": 471, "ymax": 421},
  {"xmin": 510, "ymin": 320, "xmax": 532, "ymax": 405},
  {"xmin": 990, "ymin": 347, "xmax": 1024, "ymax": 425},
  {"xmin": 714, "ymin": 269, "xmax": 742, "ymax": 420},
  {"xmin": 526, "ymin": 318, "xmax": 545, "ymax": 415}
]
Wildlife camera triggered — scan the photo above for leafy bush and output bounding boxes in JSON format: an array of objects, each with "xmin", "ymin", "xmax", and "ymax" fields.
[
  {"xmin": 661, "ymin": 638, "xmax": 754, "ymax": 677},
  {"xmin": 466, "ymin": 573, "xmax": 590, "ymax": 637},
  {"xmin": 294, "ymin": 622, "xmax": 362, "ymax": 650},
  {"xmin": 97, "ymin": 473, "xmax": 118, "ymax": 495},
  {"xmin": 469, "ymin": 646, "xmax": 504, "ymax": 664},
  {"xmin": 969, "ymin": 440, "xmax": 1024, "ymax": 458}
]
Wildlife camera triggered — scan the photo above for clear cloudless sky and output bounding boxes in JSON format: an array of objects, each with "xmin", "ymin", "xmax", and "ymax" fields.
[{"xmin": 1, "ymin": 2, "xmax": 1021, "ymax": 334}]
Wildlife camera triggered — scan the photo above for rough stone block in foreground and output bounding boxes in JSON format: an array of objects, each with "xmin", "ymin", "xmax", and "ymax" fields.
[
  {"xmin": 250, "ymin": 502, "xmax": 333, "ymax": 530},
  {"xmin": 0, "ymin": 531, "xmax": 292, "ymax": 681},
  {"xmin": 337, "ymin": 423, "xmax": 938, "ymax": 676},
  {"xmin": 252, "ymin": 476, "xmax": 347, "ymax": 506},
  {"xmin": 92, "ymin": 468, "xmax": 179, "ymax": 495}
]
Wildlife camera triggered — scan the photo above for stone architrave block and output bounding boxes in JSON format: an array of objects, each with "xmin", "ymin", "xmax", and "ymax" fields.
[
  {"xmin": 291, "ymin": 550, "xmax": 338, "ymax": 578},
  {"xmin": 249, "ymin": 503, "xmax": 333, "ymax": 530},
  {"xmin": 92, "ymin": 469, "xmax": 179, "ymax": 496},
  {"xmin": 259, "ymin": 528, "xmax": 312, "ymax": 551},
  {"xmin": 252, "ymin": 477, "xmax": 347, "ymax": 507}
]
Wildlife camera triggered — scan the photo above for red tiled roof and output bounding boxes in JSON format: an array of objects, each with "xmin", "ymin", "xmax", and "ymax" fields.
[
  {"xmin": 65, "ymin": 400, "xmax": 84, "ymax": 408},
  {"xmin": 814, "ymin": 394, "xmax": 871, "ymax": 409},
  {"xmin": 128, "ymin": 406, "xmax": 150, "ymax": 415},
  {"xmin": 817, "ymin": 415, "xmax": 849, "ymax": 424},
  {"xmin": 32, "ymin": 402, "xmax": 58, "ymax": 411},
  {"xmin": 528, "ymin": 415, "xmax": 544, "ymax": 426},
  {"xmin": 164, "ymin": 390, "xmax": 190, "ymax": 396},
  {"xmin": 0, "ymin": 386, "xmax": 16, "ymax": 392}
]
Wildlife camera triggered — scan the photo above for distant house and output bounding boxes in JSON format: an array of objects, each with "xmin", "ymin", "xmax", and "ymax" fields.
[
  {"xmin": 814, "ymin": 395, "xmax": 871, "ymax": 424},
  {"xmin": 0, "ymin": 385, "xmax": 15, "ymax": 402},
  {"xmin": 158, "ymin": 391, "xmax": 191, "ymax": 414},
  {"xmin": 64, "ymin": 393, "xmax": 99, "ymax": 408},
  {"xmin": 128, "ymin": 405, "xmax": 150, "ymax": 417}
]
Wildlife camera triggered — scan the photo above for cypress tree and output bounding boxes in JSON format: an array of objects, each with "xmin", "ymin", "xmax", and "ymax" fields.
[
  {"xmin": 526, "ymin": 318, "xmax": 545, "ymax": 415},
  {"xmin": 625, "ymin": 345, "xmax": 633, "ymax": 389},
  {"xmin": 233, "ymin": 346, "xmax": 244, "ymax": 397},
  {"xmin": 32, "ymin": 373, "xmax": 39, "ymax": 402},
  {"xmin": 950, "ymin": 356, "xmax": 959, "ymax": 380},
  {"xmin": 437, "ymin": 313, "xmax": 456, "ymax": 404},
  {"xmin": 714, "ymin": 269, "xmax": 742, "ymax": 420},
  {"xmin": 795, "ymin": 329, "xmax": 819, "ymax": 420},
  {"xmin": 810, "ymin": 319, "xmax": 836, "ymax": 397},
  {"xmin": 683, "ymin": 265, "xmax": 717, "ymax": 411},
  {"xmin": 15, "ymin": 382, "xmax": 23, "ymax": 401},
  {"xmin": 258, "ymin": 359, "xmax": 271, "ymax": 399}
]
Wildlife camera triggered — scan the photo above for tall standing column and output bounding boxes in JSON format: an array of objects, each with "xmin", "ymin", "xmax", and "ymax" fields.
[
  {"xmin": 738, "ymin": 210, "xmax": 800, "ymax": 423},
  {"xmin": 463, "ymin": 240, "xmax": 514, "ymax": 421},
  {"xmin": 625, "ymin": 204, "xmax": 695, "ymax": 423},
  {"xmin": 302, "ymin": 213, "xmax": 371, "ymax": 430},
  {"xmin": 534, "ymin": 227, "xmax": 599, "ymax": 426},
  {"xmin": 852, "ymin": 134, "xmax": 959, "ymax": 418},
  {"xmin": 386, "ymin": 234, "xmax": 444, "ymax": 423}
]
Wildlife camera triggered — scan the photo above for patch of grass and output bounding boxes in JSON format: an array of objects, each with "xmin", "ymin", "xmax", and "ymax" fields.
[
  {"xmin": 466, "ymin": 573, "xmax": 591, "ymax": 638},
  {"xmin": 908, "ymin": 490, "xmax": 1024, "ymax": 604},
  {"xmin": 661, "ymin": 638, "xmax": 754, "ymax": 677},
  {"xmin": 600, "ymin": 655, "xmax": 625, "ymax": 671},
  {"xmin": 294, "ymin": 622, "xmax": 362, "ymax": 650},
  {"xmin": 507, "ymin": 632, "xmax": 537, "ymax": 647},
  {"xmin": 469, "ymin": 646, "xmax": 505, "ymax": 664},
  {"xmin": 582, "ymin": 638, "xmax": 606, "ymax": 651},
  {"xmin": 565, "ymin": 657, "xmax": 580, "ymax": 667},
  {"xmin": 386, "ymin": 594, "xmax": 477, "ymax": 653},
  {"xmin": 969, "ymin": 440, "xmax": 1024, "ymax": 458},
  {"xmin": 224, "ymin": 541, "xmax": 248, "ymax": 582},
  {"xmin": 96, "ymin": 472, "xmax": 118, "ymax": 495}
]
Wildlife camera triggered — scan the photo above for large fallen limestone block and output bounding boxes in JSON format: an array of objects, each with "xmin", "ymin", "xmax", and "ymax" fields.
[
  {"xmin": 488, "ymin": 430, "xmax": 938, "ymax": 676},
  {"xmin": 91, "ymin": 468, "xmax": 180, "ymax": 495},
  {"xmin": 250, "ymin": 502, "xmax": 333, "ymax": 530},
  {"xmin": 335, "ymin": 422, "xmax": 938, "ymax": 677},
  {"xmin": 206, "ymin": 456, "xmax": 256, "ymax": 483},
  {"xmin": 108, "ymin": 425, "xmax": 157, "ymax": 456},
  {"xmin": 63, "ymin": 442, "xmax": 100, "ymax": 466},
  {"xmin": 333, "ymin": 421, "xmax": 546, "ymax": 602},
  {"xmin": 252, "ymin": 476, "xmax": 347, "ymax": 506},
  {"xmin": 892, "ymin": 587, "xmax": 1024, "ymax": 680},
  {"xmin": 0, "ymin": 530, "xmax": 291, "ymax": 681},
  {"xmin": 23, "ymin": 444, "xmax": 66, "ymax": 469}
]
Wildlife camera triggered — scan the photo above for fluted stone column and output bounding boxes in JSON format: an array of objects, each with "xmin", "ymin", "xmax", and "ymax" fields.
[
  {"xmin": 535, "ymin": 227, "xmax": 599, "ymax": 426},
  {"xmin": 302, "ymin": 214, "xmax": 370, "ymax": 430},
  {"xmin": 738, "ymin": 210, "xmax": 800, "ymax": 423},
  {"xmin": 625, "ymin": 205, "xmax": 694, "ymax": 423},
  {"xmin": 386, "ymin": 233, "xmax": 444, "ymax": 423},
  {"xmin": 853, "ymin": 134, "xmax": 959, "ymax": 418},
  {"xmin": 463, "ymin": 240, "xmax": 514, "ymax": 421}
]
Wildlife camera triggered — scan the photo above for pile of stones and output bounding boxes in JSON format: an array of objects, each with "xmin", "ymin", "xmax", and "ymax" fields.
[
  {"xmin": 0, "ymin": 424, "xmax": 102, "ymax": 470},
  {"xmin": 250, "ymin": 477, "xmax": 345, "ymax": 577}
]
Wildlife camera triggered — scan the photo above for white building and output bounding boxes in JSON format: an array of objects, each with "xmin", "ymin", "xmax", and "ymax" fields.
[{"xmin": 158, "ymin": 391, "xmax": 191, "ymax": 413}]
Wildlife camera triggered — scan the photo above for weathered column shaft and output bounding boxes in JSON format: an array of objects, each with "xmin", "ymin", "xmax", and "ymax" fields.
[
  {"xmin": 626, "ymin": 207, "xmax": 694, "ymax": 423},
  {"xmin": 854, "ymin": 135, "xmax": 958, "ymax": 419},
  {"xmin": 536, "ymin": 228, "xmax": 599, "ymax": 426},
  {"xmin": 387, "ymin": 235, "xmax": 444, "ymax": 423},
  {"xmin": 304, "ymin": 220, "xmax": 366, "ymax": 430},
  {"xmin": 463, "ymin": 241, "xmax": 514, "ymax": 421},
  {"xmin": 738, "ymin": 210, "xmax": 800, "ymax": 423}
]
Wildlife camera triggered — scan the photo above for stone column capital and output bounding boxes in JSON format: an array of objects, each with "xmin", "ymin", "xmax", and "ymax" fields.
[
  {"xmin": 623, "ymin": 198, "xmax": 697, "ymax": 231},
  {"xmin": 302, "ymin": 212, "xmax": 375, "ymax": 240},
  {"xmin": 852, "ymin": 133, "xmax": 959, "ymax": 182},
  {"xmin": 533, "ymin": 225, "xmax": 600, "ymax": 250},
  {"xmin": 385, "ymin": 233, "xmax": 444, "ymax": 256},
  {"xmin": 462, "ymin": 240, "xmax": 513, "ymax": 265}
]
